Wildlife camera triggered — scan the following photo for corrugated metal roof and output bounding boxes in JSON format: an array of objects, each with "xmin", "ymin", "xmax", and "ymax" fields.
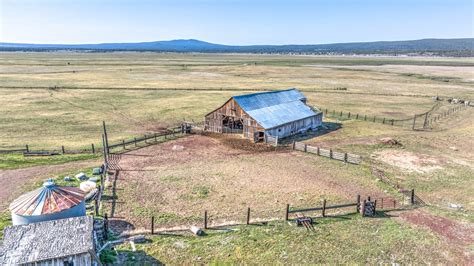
[
  {"xmin": 9, "ymin": 180, "xmax": 84, "ymax": 216},
  {"xmin": 246, "ymin": 100, "xmax": 317, "ymax": 129},
  {"xmin": 232, "ymin": 88, "xmax": 317, "ymax": 129},
  {"xmin": 233, "ymin": 88, "xmax": 306, "ymax": 112}
]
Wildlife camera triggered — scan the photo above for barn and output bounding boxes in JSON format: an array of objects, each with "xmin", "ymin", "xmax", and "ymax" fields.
[{"xmin": 204, "ymin": 88, "xmax": 323, "ymax": 142}]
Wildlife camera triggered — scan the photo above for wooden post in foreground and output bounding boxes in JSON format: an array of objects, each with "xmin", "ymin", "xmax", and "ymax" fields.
[
  {"xmin": 285, "ymin": 204, "xmax": 290, "ymax": 221},
  {"xmin": 61, "ymin": 145, "xmax": 65, "ymax": 154},
  {"xmin": 356, "ymin": 195, "xmax": 361, "ymax": 212},
  {"xmin": 322, "ymin": 199, "xmax": 327, "ymax": 217},
  {"xmin": 151, "ymin": 216, "xmax": 155, "ymax": 234},
  {"xmin": 26, "ymin": 144, "xmax": 29, "ymax": 152},
  {"xmin": 412, "ymin": 115, "xmax": 417, "ymax": 130},
  {"xmin": 204, "ymin": 210, "xmax": 208, "ymax": 229},
  {"xmin": 411, "ymin": 189, "xmax": 415, "ymax": 205},
  {"xmin": 247, "ymin": 207, "xmax": 251, "ymax": 225},
  {"xmin": 91, "ymin": 143, "xmax": 95, "ymax": 154}
]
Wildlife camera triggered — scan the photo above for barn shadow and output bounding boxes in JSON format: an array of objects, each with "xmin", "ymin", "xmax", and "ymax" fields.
[{"xmin": 279, "ymin": 122, "xmax": 342, "ymax": 144}]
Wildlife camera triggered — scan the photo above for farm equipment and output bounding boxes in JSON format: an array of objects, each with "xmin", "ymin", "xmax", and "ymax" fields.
[{"xmin": 295, "ymin": 214, "xmax": 315, "ymax": 231}]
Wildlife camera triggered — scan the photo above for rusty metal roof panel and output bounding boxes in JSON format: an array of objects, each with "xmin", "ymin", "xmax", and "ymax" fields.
[{"xmin": 9, "ymin": 181, "xmax": 84, "ymax": 216}]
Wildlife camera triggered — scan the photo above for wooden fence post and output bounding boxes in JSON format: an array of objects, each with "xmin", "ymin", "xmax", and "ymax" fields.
[
  {"xmin": 144, "ymin": 134, "xmax": 147, "ymax": 144},
  {"xmin": 325, "ymin": 108, "xmax": 328, "ymax": 115},
  {"xmin": 151, "ymin": 216, "xmax": 155, "ymax": 234},
  {"xmin": 356, "ymin": 114, "xmax": 359, "ymax": 119},
  {"xmin": 412, "ymin": 115, "xmax": 417, "ymax": 130},
  {"xmin": 329, "ymin": 149, "xmax": 333, "ymax": 159},
  {"xmin": 348, "ymin": 112, "xmax": 351, "ymax": 118},
  {"xmin": 292, "ymin": 141, "xmax": 296, "ymax": 150},
  {"xmin": 362, "ymin": 200, "xmax": 366, "ymax": 217},
  {"xmin": 391, "ymin": 119, "xmax": 394, "ymax": 126},
  {"xmin": 356, "ymin": 195, "xmax": 361, "ymax": 212},
  {"xmin": 373, "ymin": 116, "xmax": 376, "ymax": 122},
  {"xmin": 134, "ymin": 137, "xmax": 137, "ymax": 147},
  {"xmin": 393, "ymin": 200, "xmax": 396, "ymax": 209},
  {"xmin": 381, "ymin": 198, "xmax": 384, "ymax": 209},
  {"xmin": 374, "ymin": 200, "xmax": 377, "ymax": 214},
  {"xmin": 411, "ymin": 189, "xmax": 415, "ymax": 205},
  {"xmin": 91, "ymin": 144, "xmax": 95, "ymax": 154},
  {"xmin": 340, "ymin": 111, "xmax": 343, "ymax": 117},
  {"xmin": 61, "ymin": 145, "xmax": 65, "ymax": 154},
  {"xmin": 204, "ymin": 210, "xmax": 208, "ymax": 229},
  {"xmin": 382, "ymin": 118, "xmax": 385, "ymax": 124},
  {"xmin": 247, "ymin": 207, "xmax": 251, "ymax": 225},
  {"xmin": 104, "ymin": 213, "xmax": 108, "ymax": 240},
  {"xmin": 94, "ymin": 197, "xmax": 99, "ymax": 216},
  {"xmin": 364, "ymin": 115, "xmax": 367, "ymax": 121},
  {"xmin": 285, "ymin": 204, "xmax": 289, "ymax": 221},
  {"xmin": 304, "ymin": 144, "xmax": 307, "ymax": 152},
  {"xmin": 317, "ymin": 146, "xmax": 320, "ymax": 156},
  {"xmin": 154, "ymin": 133, "xmax": 157, "ymax": 142},
  {"xmin": 122, "ymin": 140, "xmax": 126, "ymax": 149},
  {"xmin": 322, "ymin": 199, "xmax": 327, "ymax": 217},
  {"xmin": 344, "ymin": 153, "xmax": 348, "ymax": 163}
]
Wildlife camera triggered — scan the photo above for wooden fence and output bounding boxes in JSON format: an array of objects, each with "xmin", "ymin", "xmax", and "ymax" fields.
[
  {"xmin": 319, "ymin": 102, "xmax": 470, "ymax": 130},
  {"xmin": 138, "ymin": 191, "xmax": 418, "ymax": 235},
  {"xmin": 293, "ymin": 141, "xmax": 361, "ymax": 164},
  {"xmin": 0, "ymin": 127, "xmax": 183, "ymax": 155}
]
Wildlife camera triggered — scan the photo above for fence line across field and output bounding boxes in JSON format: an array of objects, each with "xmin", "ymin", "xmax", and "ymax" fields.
[{"xmin": 293, "ymin": 141, "xmax": 361, "ymax": 164}]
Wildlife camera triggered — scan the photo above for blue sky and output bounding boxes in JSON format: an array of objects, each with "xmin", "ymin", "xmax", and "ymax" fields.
[{"xmin": 0, "ymin": 0, "xmax": 472, "ymax": 44}]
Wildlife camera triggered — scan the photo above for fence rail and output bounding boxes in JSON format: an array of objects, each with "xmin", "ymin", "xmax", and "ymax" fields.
[{"xmin": 293, "ymin": 141, "xmax": 361, "ymax": 164}]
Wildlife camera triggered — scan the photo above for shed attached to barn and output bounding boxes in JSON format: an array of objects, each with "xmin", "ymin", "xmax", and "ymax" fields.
[
  {"xmin": 0, "ymin": 215, "xmax": 100, "ymax": 266},
  {"xmin": 205, "ymin": 89, "xmax": 323, "ymax": 142}
]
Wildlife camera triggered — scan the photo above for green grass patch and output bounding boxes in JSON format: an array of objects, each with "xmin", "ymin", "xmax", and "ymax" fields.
[
  {"xmin": 0, "ymin": 153, "xmax": 100, "ymax": 170},
  {"xmin": 114, "ymin": 215, "xmax": 446, "ymax": 264}
]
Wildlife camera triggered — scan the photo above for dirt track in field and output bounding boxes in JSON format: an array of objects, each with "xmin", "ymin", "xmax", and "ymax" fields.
[
  {"xmin": 399, "ymin": 210, "xmax": 474, "ymax": 263},
  {"xmin": 104, "ymin": 135, "xmax": 386, "ymax": 233},
  {"xmin": 0, "ymin": 160, "xmax": 99, "ymax": 211}
]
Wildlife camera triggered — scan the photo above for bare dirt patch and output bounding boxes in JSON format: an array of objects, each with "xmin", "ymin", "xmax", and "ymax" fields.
[
  {"xmin": 373, "ymin": 150, "xmax": 444, "ymax": 173},
  {"xmin": 399, "ymin": 210, "xmax": 474, "ymax": 263},
  {"xmin": 104, "ymin": 135, "xmax": 382, "ymax": 233},
  {"xmin": 0, "ymin": 159, "xmax": 99, "ymax": 211}
]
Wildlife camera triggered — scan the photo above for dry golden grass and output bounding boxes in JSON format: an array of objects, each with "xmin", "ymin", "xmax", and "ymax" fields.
[{"xmin": 1, "ymin": 52, "xmax": 472, "ymax": 149}]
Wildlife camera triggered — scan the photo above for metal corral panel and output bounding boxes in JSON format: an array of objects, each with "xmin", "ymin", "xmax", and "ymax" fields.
[
  {"xmin": 233, "ymin": 88, "xmax": 305, "ymax": 112},
  {"xmin": 247, "ymin": 100, "xmax": 318, "ymax": 129}
]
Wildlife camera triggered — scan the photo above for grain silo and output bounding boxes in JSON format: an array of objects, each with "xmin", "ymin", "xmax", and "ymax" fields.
[{"xmin": 9, "ymin": 180, "xmax": 86, "ymax": 225}]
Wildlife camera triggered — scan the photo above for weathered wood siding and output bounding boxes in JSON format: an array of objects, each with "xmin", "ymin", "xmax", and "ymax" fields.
[
  {"xmin": 205, "ymin": 99, "xmax": 264, "ymax": 140},
  {"xmin": 25, "ymin": 253, "xmax": 94, "ymax": 266}
]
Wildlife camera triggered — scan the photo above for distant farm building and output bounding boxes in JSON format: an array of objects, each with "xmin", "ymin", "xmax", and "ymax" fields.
[
  {"xmin": 0, "ymin": 216, "xmax": 99, "ymax": 265},
  {"xmin": 9, "ymin": 180, "xmax": 86, "ymax": 225},
  {"xmin": 205, "ymin": 89, "xmax": 323, "ymax": 142}
]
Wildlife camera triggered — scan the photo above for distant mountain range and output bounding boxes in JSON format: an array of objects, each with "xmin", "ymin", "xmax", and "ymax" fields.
[{"xmin": 1, "ymin": 38, "xmax": 473, "ymax": 56}]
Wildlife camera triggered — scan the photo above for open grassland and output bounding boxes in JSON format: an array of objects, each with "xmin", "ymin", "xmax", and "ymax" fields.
[
  {"xmin": 1, "ymin": 52, "xmax": 473, "ymax": 149},
  {"xmin": 1, "ymin": 52, "xmax": 473, "ymax": 263}
]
